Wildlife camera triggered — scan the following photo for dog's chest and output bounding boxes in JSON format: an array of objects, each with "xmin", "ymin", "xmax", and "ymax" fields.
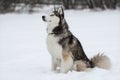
[{"xmin": 47, "ymin": 35, "xmax": 63, "ymax": 58}]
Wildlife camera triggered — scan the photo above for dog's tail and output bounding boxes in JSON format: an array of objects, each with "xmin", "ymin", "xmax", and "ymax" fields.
[{"xmin": 91, "ymin": 53, "xmax": 111, "ymax": 69}]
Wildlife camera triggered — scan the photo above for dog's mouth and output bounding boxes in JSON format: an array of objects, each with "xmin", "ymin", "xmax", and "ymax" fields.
[{"xmin": 42, "ymin": 16, "xmax": 52, "ymax": 22}]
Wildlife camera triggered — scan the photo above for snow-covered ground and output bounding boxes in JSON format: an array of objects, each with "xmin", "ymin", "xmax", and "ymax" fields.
[{"xmin": 0, "ymin": 10, "xmax": 120, "ymax": 80}]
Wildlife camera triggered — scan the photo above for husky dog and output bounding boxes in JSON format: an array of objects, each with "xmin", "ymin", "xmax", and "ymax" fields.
[{"xmin": 42, "ymin": 7, "xmax": 111, "ymax": 73}]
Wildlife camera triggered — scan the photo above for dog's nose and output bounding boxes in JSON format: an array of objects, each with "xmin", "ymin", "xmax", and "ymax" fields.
[
  {"xmin": 42, "ymin": 16, "xmax": 45, "ymax": 18},
  {"xmin": 42, "ymin": 16, "xmax": 45, "ymax": 21}
]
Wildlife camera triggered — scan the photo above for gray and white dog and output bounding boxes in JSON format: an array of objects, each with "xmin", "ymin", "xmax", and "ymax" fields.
[{"xmin": 42, "ymin": 7, "xmax": 111, "ymax": 73}]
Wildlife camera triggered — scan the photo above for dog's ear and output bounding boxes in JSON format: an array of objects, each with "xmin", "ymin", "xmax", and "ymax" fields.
[{"xmin": 58, "ymin": 7, "xmax": 64, "ymax": 16}]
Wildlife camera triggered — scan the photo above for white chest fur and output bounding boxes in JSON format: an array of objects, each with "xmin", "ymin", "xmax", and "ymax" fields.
[{"xmin": 47, "ymin": 34, "xmax": 63, "ymax": 59}]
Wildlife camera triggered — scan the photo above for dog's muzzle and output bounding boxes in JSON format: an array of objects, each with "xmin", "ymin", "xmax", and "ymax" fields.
[{"xmin": 42, "ymin": 16, "xmax": 46, "ymax": 21}]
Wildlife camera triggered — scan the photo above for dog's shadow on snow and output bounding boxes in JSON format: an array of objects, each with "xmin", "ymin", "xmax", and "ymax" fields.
[{"xmin": 32, "ymin": 66, "xmax": 54, "ymax": 74}]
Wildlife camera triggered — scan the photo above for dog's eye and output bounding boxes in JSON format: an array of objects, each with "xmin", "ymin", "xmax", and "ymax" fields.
[{"xmin": 50, "ymin": 14, "xmax": 54, "ymax": 16}]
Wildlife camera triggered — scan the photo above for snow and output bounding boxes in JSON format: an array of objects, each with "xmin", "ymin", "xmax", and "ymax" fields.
[{"xmin": 0, "ymin": 10, "xmax": 120, "ymax": 80}]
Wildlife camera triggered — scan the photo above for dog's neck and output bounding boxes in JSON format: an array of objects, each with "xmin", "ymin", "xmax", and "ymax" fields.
[{"xmin": 47, "ymin": 22, "xmax": 59, "ymax": 34}]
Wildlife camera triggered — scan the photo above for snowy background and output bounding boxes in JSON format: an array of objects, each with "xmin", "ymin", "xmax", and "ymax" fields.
[{"xmin": 0, "ymin": 8, "xmax": 120, "ymax": 80}]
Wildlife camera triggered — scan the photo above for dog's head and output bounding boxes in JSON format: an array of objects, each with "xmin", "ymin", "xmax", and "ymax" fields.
[{"xmin": 42, "ymin": 7, "xmax": 64, "ymax": 24}]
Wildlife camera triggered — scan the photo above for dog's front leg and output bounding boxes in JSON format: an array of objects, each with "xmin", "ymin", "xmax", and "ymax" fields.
[
  {"xmin": 51, "ymin": 57, "xmax": 57, "ymax": 71},
  {"xmin": 60, "ymin": 51, "xmax": 73, "ymax": 73}
]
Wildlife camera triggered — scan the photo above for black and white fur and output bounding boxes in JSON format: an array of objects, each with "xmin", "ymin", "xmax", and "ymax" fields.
[{"xmin": 42, "ymin": 7, "xmax": 111, "ymax": 73}]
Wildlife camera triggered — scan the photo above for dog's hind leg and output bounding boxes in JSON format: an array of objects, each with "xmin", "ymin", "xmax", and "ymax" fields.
[{"xmin": 60, "ymin": 51, "xmax": 73, "ymax": 73}]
